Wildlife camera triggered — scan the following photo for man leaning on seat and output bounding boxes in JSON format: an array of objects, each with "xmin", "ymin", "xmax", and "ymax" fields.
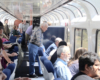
[{"xmin": 28, "ymin": 22, "xmax": 48, "ymax": 78}]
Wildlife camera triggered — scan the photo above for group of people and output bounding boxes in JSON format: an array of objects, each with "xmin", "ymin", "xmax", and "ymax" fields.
[
  {"xmin": 0, "ymin": 19, "xmax": 31, "ymax": 80},
  {"xmin": 27, "ymin": 21, "xmax": 100, "ymax": 80},
  {"xmin": 0, "ymin": 18, "xmax": 100, "ymax": 80}
]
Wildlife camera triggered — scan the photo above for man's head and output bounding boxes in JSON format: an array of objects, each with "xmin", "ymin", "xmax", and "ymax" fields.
[
  {"xmin": 79, "ymin": 52, "xmax": 100, "ymax": 78},
  {"xmin": 55, "ymin": 37, "xmax": 62, "ymax": 47},
  {"xmin": 22, "ymin": 20, "xmax": 26, "ymax": 24},
  {"xmin": 57, "ymin": 46, "xmax": 71, "ymax": 62},
  {"xmin": 4, "ymin": 19, "xmax": 8, "ymax": 24},
  {"xmin": 51, "ymin": 35, "xmax": 56, "ymax": 42},
  {"xmin": 40, "ymin": 22, "xmax": 48, "ymax": 32},
  {"xmin": 0, "ymin": 22, "xmax": 3, "ymax": 36}
]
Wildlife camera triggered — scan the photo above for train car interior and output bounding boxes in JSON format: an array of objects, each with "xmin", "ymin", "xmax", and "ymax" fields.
[{"xmin": 0, "ymin": 0, "xmax": 100, "ymax": 80}]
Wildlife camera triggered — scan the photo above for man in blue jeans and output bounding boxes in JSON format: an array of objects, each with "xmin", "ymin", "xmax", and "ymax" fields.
[{"xmin": 28, "ymin": 22, "xmax": 48, "ymax": 78}]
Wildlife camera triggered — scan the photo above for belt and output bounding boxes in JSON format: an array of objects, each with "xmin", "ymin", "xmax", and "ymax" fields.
[{"xmin": 30, "ymin": 42, "xmax": 39, "ymax": 47}]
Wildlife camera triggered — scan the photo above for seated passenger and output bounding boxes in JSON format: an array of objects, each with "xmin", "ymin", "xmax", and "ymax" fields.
[
  {"xmin": 54, "ymin": 46, "xmax": 72, "ymax": 80},
  {"xmin": 71, "ymin": 52, "xmax": 100, "ymax": 80},
  {"xmin": 43, "ymin": 35, "xmax": 56, "ymax": 50},
  {"xmin": 68, "ymin": 47, "xmax": 87, "ymax": 76},
  {"xmin": 12, "ymin": 25, "xmax": 21, "ymax": 37},
  {"xmin": 0, "ymin": 39, "xmax": 7, "ymax": 80},
  {"xmin": 0, "ymin": 22, "xmax": 17, "ymax": 68},
  {"xmin": 49, "ymin": 41, "xmax": 67, "ymax": 64},
  {"xmin": 45, "ymin": 37, "xmax": 62, "ymax": 56}
]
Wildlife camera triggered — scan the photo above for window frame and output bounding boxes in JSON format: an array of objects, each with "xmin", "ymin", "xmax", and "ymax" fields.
[
  {"xmin": 95, "ymin": 29, "xmax": 100, "ymax": 53},
  {"xmin": 74, "ymin": 28, "xmax": 87, "ymax": 53}
]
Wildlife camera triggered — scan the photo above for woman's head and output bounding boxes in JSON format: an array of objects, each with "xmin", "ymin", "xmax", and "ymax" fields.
[
  {"xmin": 74, "ymin": 47, "xmax": 87, "ymax": 60},
  {"xmin": 13, "ymin": 25, "xmax": 17, "ymax": 30},
  {"xmin": 58, "ymin": 41, "xmax": 67, "ymax": 47}
]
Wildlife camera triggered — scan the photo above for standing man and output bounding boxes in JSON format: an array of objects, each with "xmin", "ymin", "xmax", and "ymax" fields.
[
  {"xmin": 19, "ymin": 20, "xmax": 29, "ymax": 46},
  {"xmin": 3, "ymin": 19, "xmax": 10, "ymax": 37},
  {"xmin": 28, "ymin": 22, "xmax": 48, "ymax": 77}
]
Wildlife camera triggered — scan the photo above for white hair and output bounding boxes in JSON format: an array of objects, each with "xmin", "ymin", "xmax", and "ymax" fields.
[
  {"xmin": 55, "ymin": 37, "xmax": 62, "ymax": 42},
  {"xmin": 40, "ymin": 22, "xmax": 48, "ymax": 28},
  {"xmin": 57, "ymin": 46, "xmax": 69, "ymax": 57}
]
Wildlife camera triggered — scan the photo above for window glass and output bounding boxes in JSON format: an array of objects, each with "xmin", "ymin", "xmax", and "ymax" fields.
[
  {"xmin": 75, "ymin": 29, "xmax": 82, "ymax": 50},
  {"xmin": 67, "ymin": 28, "xmax": 70, "ymax": 42},
  {"xmin": 63, "ymin": 4, "xmax": 81, "ymax": 17},
  {"xmin": 65, "ymin": 28, "xmax": 70, "ymax": 43},
  {"xmin": 86, "ymin": 0, "xmax": 100, "ymax": 15},
  {"xmin": 97, "ymin": 31, "xmax": 100, "ymax": 57},
  {"xmin": 68, "ymin": 2, "xmax": 86, "ymax": 17},
  {"xmin": 82, "ymin": 30, "xmax": 88, "ymax": 49}
]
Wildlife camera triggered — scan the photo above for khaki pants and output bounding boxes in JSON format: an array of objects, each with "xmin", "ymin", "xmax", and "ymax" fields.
[{"xmin": 25, "ymin": 33, "xmax": 30, "ymax": 43}]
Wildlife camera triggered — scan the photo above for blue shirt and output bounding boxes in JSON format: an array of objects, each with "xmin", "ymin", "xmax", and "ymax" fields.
[{"xmin": 54, "ymin": 58, "xmax": 72, "ymax": 80}]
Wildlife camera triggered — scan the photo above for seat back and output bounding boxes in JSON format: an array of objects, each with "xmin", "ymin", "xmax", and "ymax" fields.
[
  {"xmin": 38, "ymin": 47, "xmax": 44, "ymax": 56},
  {"xmin": 43, "ymin": 60, "xmax": 54, "ymax": 74},
  {"xmin": 3, "ymin": 63, "xmax": 15, "ymax": 80},
  {"xmin": 9, "ymin": 35, "xmax": 17, "ymax": 43},
  {"xmin": 40, "ymin": 57, "xmax": 54, "ymax": 80},
  {"xmin": 3, "ymin": 69, "xmax": 11, "ymax": 80},
  {"xmin": 40, "ymin": 56, "xmax": 47, "ymax": 64}
]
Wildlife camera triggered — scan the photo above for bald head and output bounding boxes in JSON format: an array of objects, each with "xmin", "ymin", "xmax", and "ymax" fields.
[
  {"xmin": 40, "ymin": 22, "xmax": 48, "ymax": 32},
  {"xmin": 55, "ymin": 37, "xmax": 62, "ymax": 47}
]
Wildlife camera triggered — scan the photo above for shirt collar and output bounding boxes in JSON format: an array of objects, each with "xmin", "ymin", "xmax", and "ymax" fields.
[{"xmin": 57, "ymin": 58, "xmax": 67, "ymax": 65}]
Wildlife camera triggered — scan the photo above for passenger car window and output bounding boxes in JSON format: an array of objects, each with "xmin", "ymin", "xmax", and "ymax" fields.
[
  {"xmin": 75, "ymin": 28, "xmax": 82, "ymax": 51},
  {"xmin": 75, "ymin": 28, "xmax": 88, "ymax": 52},
  {"xmin": 96, "ymin": 30, "xmax": 100, "ymax": 57},
  {"xmin": 66, "ymin": 28, "xmax": 70, "ymax": 44},
  {"xmin": 82, "ymin": 29, "xmax": 88, "ymax": 49}
]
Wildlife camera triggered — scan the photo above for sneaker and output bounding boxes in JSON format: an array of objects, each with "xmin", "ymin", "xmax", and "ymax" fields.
[{"xmin": 29, "ymin": 74, "xmax": 38, "ymax": 78}]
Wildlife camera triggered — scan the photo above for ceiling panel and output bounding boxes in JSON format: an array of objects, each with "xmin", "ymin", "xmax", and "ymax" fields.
[{"xmin": 0, "ymin": 0, "xmax": 70, "ymax": 20}]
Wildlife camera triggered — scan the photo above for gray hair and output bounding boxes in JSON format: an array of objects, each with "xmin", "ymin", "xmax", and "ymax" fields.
[
  {"xmin": 55, "ymin": 37, "xmax": 62, "ymax": 42},
  {"xmin": 57, "ymin": 46, "xmax": 69, "ymax": 57},
  {"xmin": 40, "ymin": 22, "xmax": 48, "ymax": 28}
]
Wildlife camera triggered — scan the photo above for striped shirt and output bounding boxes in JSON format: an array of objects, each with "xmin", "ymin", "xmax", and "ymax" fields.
[{"xmin": 30, "ymin": 27, "xmax": 43, "ymax": 47}]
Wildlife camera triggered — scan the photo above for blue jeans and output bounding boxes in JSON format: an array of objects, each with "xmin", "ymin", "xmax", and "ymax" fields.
[{"xmin": 28, "ymin": 43, "xmax": 42, "ymax": 75}]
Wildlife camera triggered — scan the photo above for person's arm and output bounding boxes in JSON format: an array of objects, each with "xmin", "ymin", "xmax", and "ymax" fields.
[
  {"xmin": 14, "ymin": 35, "xmax": 21, "ymax": 37},
  {"xmin": 3, "ymin": 44, "xmax": 12, "ymax": 49},
  {"xmin": 2, "ymin": 50, "xmax": 13, "ymax": 64},
  {"xmin": 7, "ymin": 52, "xmax": 18, "ymax": 57},
  {"xmin": 3, "ymin": 34, "xmax": 9, "ymax": 40}
]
